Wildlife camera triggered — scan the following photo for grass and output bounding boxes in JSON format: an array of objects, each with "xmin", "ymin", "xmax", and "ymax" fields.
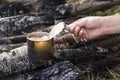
[{"xmin": 88, "ymin": 5, "xmax": 120, "ymax": 16}]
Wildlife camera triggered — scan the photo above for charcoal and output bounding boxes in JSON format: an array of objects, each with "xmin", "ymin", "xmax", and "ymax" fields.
[{"xmin": 26, "ymin": 61, "xmax": 84, "ymax": 80}]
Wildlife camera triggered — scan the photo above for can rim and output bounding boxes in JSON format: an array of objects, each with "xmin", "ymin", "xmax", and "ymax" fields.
[{"xmin": 26, "ymin": 32, "xmax": 52, "ymax": 42}]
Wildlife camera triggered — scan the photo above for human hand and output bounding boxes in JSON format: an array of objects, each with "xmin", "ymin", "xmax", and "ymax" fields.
[{"xmin": 66, "ymin": 16, "xmax": 105, "ymax": 39}]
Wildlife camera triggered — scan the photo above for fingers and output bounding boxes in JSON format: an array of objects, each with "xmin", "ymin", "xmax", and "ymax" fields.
[
  {"xmin": 79, "ymin": 28, "xmax": 89, "ymax": 39},
  {"xmin": 74, "ymin": 26, "xmax": 81, "ymax": 36},
  {"xmin": 79, "ymin": 28, "xmax": 103, "ymax": 39},
  {"xmin": 65, "ymin": 17, "xmax": 104, "ymax": 39},
  {"xmin": 66, "ymin": 18, "xmax": 87, "ymax": 33}
]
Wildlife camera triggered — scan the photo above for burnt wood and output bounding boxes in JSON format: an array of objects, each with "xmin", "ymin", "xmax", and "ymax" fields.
[
  {"xmin": 0, "ymin": 35, "xmax": 26, "ymax": 44},
  {"xmin": 0, "ymin": 15, "xmax": 54, "ymax": 36},
  {"xmin": 0, "ymin": 46, "xmax": 54, "ymax": 77},
  {"xmin": 0, "ymin": 43, "xmax": 25, "ymax": 52},
  {"xmin": 25, "ymin": 61, "xmax": 83, "ymax": 80},
  {"xmin": 89, "ymin": 34, "xmax": 120, "ymax": 47},
  {"xmin": 55, "ymin": 46, "xmax": 120, "ymax": 59},
  {"xmin": 0, "ymin": 0, "xmax": 56, "ymax": 17},
  {"xmin": 56, "ymin": 1, "xmax": 120, "ymax": 16}
]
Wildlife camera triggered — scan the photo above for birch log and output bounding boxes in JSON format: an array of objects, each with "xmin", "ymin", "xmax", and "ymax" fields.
[{"xmin": 0, "ymin": 46, "xmax": 53, "ymax": 77}]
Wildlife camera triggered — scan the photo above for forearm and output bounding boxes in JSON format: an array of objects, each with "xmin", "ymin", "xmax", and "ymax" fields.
[{"xmin": 102, "ymin": 15, "xmax": 120, "ymax": 35}]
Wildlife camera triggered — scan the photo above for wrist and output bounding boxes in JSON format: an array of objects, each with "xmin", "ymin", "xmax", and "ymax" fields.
[{"xmin": 101, "ymin": 15, "xmax": 120, "ymax": 35}]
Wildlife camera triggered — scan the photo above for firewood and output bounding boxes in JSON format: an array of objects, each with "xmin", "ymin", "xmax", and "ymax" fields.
[
  {"xmin": 0, "ymin": 0, "xmax": 55, "ymax": 17},
  {"xmin": 89, "ymin": 34, "xmax": 120, "ymax": 47},
  {"xmin": 0, "ymin": 15, "xmax": 54, "ymax": 36},
  {"xmin": 0, "ymin": 35, "xmax": 26, "ymax": 44},
  {"xmin": 0, "ymin": 43, "xmax": 25, "ymax": 52},
  {"xmin": 0, "ymin": 37, "xmax": 12, "ymax": 45},
  {"xmin": 1, "ymin": 61, "xmax": 84, "ymax": 80},
  {"xmin": 55, "ymin": 34, "xmax": 120, "ymax": 49},
  {"xmin": 0, "ymin": 46, "xmax": 54, "ymax": 77},
  {"xmin": 25, "ymin": 61, "xmax": 84, "ymax": 80},
  {"xmin": 1, "ymin": 33, "xmax": 120, "ymax": 50},
  {"xmin": 55, "ymin": 43, "xmax": 72, "ymax": 49},
  {"xmin": 41, "ymin": 25, "xmax": 54, "ymax": 32},
  {"xmin": 55, "ymin": 34, "xmax": 74, "ymax": 44},
  {"xmin": 0, "ymin": 44, "xmax": 119, "ymax": 77},
  {"xmin": 75, "ymin": 1, "xmax": 120, "ymax": 15},
  {"xmin": 54, "ymin": 46, "xmax": 120, "ymax": 59},
  {"xmin": 54, "ymin": 33, "xmax": 88, "ymax": 49},
  {"xmin": 56, "ymin": 1, "xmax": 120, "ymax": 16}
]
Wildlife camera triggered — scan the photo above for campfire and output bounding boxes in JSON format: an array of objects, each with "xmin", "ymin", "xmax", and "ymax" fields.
[{"xmin": 0, "ymin": 0, "xmax": 120, "ymax": 80}]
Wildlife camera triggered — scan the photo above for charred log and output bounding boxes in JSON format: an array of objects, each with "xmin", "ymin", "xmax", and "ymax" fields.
[
  {"xmin": 1, "ymin": 33, "xmax": 120, "ymax": 50},
  {"xmin": 0, "ymin": 37, "xmax": 12, "ymax": 45},
  {"xmin": 0, "ymin": 15, "xmax": 54, "ymax": 36},
  {"xmin": 1, "ymin": 33, "xmax": 120, "ymax": 49},
  {"xmin": 89, "ymin": 34, "xmax": 120, "ymax": 47},
  {"xmin": 54, "ymin": 46, "xmax": 120, "ymax": 59},
  {"xmin": 0, "ymin": 2, "xmax": 31, "ymax": 17},
  {"xmin": 25, "ymin": 61, "xmax": 84, "ymax": 80},
  {"xmin": 54, "ymin": 34, "xmax": 76, "ymax": 44},
  {"xmin": 55, "ymin": 43, "xmax": 72, "ymax": 49},
  {"xmin": 0, "ymin": 43, "xmax": 25, "ymax": 52},
  {"xmin": 0, "ymin": 44, "xmax": 119, "ymax": 77},
  {"xmin": 0, "ymin": 0, "xmax": 56, "ymax": 17},
  {"xmin": 75, "ymin": 1, "xmax": 120, "ymax": 15},
  {"xmin": 0, "ymin": 45, "xmax": 116, "ymax": 77},
  {"xmin": 0, "ymin": 35, "xmax": 26, "ymax": 44}
]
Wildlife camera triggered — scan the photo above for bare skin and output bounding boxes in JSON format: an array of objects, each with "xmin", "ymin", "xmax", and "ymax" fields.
[{"xmin": 66, "ymin": 15, "xmax": 120, "ymax": 39}]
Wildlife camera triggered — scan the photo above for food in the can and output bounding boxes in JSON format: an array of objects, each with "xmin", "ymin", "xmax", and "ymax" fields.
[{"xmin": 28, "ymin": 36, "xmax": 48, "ymax": 41}]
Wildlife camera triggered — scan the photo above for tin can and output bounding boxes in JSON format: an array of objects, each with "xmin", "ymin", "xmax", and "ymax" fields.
[{"xmin": 27, "ymin": 32, "xmax": 54, "ymax": 62}]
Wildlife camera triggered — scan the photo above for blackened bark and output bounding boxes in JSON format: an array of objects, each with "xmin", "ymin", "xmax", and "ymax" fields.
[
  {"xmin": 26, "ymin": 61, "xmax": 84, "ymax": 80},
  {"xmin": 0, "ymin": 35, "xmax": 26, "ymax": 44},
  {"xmin": 55, "ymin": 46, "xmax": 120, "ymax": 59},
  {"xmin": 89, "ymin": 34, "xmax": 120, "ymax": 47},
  {"xmin": 0, "ymin": 43, "xmax": 25, "ymax": 52},
  {"xmin": 0, "ymin": 15, "xmax": 54, "ymax": 36}
]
